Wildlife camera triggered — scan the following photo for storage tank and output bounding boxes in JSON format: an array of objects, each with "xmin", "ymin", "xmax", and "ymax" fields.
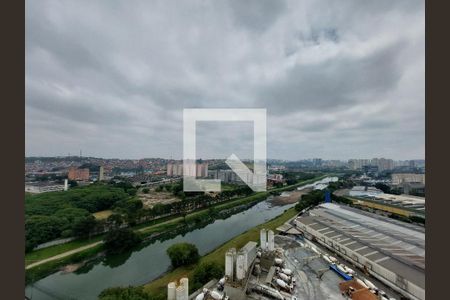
[
  {"xmin": 260, "ymin": 229, "xmax": 267, "ymax": 250},
  {"xmin": 195, "ymin": 292, "xmax": 205, "ymax": 300},
  {"xmin": 176, "ymin": 285, "xmax": 186, "ymax": 300},
  {"xmin": 236, "ymin": 253, "xmax": 246, "ymax": 280},
  {"xmin": 275, "ymin": 258, "xmax": 284, "ymax": 266},
  {"xmin": 225, "ymin": 248, "xmax": 236, "ymax": 281},
  {"xmin": 268, "ymin": 230, "xmax": 275, "ymax": 251},
  {"xmin": 322, "ymin": 255, "xmax": 332, "ymax": 264},
  {"xmin": 218, "ymin": 277, "xmax": 226, "ymax": 286},
  {"xmin": 278, "ymin": 273, "xmax": 290, "ymax": 282},
  {"xmin": 356, "ymin": 278, "xmax": 369, "ymax": 289},
  {"xmin": 310, "ymin": 246, "xmax": 320, "ymax": 255},
  {"xmin": 167, "ymin": 282, "xmax": 176, "ymax": 300},
  {"xmin": 179, "ymin": 278, "xmax": 188, "ymax": 300},
  {"xmin": 281, "ymin": 268, "xmax": 292, "ymax": 276},
  {"xmin": 345, "ymin": 267, "xmax": 355, "ymax": 275},
  {"xmin": 210, "ymin": 290, "xmax": 224, "ymax": 300},
  {"xmin": 362, "ymin": 278, "xmax": 377, "ymax": 290}
]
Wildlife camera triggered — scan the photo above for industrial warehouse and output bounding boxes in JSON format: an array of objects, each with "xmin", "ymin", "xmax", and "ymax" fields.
[{"xmin": 295, "ymin": 203, "xmax": 425, "ymax": 300}]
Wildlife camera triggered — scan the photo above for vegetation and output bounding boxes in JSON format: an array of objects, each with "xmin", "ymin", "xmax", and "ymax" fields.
[
  {"xmin": 25, "ymin": 236, "xmax": 104, "ymax": 266},
  {"xmin": 25, "ymin": 184, "xmax": 132, "ymax": 251},
  {"xmin": 410, "ymin": 215, "xmax": 425, "ymax": 224},
  {"xmin": 144, "ymin": 207, "xmax": 298, "ymax": 297},
  {"xmin": 25, "ymin": 243, "xmax": 103, "ymax": 284},
  {"xmin": 295, "ymin": 190, "xmax": 326, "ymax": 212},
  {"xmin": 26, "ymin": 174, "xmax": 326, "ymax": 283},
  {"xmin": 104, "ymin": 228, "xmax": 142, "ymax": 255},
  {"xmin": 192, "ymin": 262, "xmax": 223, "ymax": 290},
  {"xmin": 99, "ymin": 286, "xmax": 154, "ymax": 300},
  {"xmin": 280, "ymin": 171, "xmax": 318, "ymax": 185},
  {"xmin": 166, "ymin": 243, "xmax": 200, "ymax": 268}
]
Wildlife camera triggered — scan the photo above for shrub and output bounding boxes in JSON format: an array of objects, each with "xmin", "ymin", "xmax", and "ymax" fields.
[
  {"xmin": 166, "ymin": 243, "xmax": 199, "ymax": 268},
  {"xmin": 99, "ymin": 286, "xmax": 152, "ymax": 300},
  {"xmin": 104, "ymin": 228, "xmax": 142, "ymax": 255},
  {"xmin": 193, "ymin": 262, "xmax": 223, "ymax": 286}
]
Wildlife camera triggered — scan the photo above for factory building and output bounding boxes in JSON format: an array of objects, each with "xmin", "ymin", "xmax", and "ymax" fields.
[
  {"xmin": 349, "ymin": 186, "xmax": 384, "ymax": 197},
  {"xmin": 295, "ymin": 203, "xmax": 425, "ymax": 300},
  {"xmin": 25, "ymin": 181, "xmax": 67, "ymax": 193},
  {"xmin": 392, "ymin": 173, "xmax": 425, "ymax": 185},
  {"xmin": 348, "ymin": 193, "xmax": 425, "ymax": 218}
]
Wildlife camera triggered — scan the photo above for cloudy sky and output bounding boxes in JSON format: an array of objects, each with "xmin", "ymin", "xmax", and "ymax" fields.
[{"xmin": 26, "ymin": 0, "xmax": 424, "ymax": 160}]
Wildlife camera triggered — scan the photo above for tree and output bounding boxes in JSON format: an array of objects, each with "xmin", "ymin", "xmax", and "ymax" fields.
[
  {"xmin": 375, "ymin": 183, "xmax": 391, "ymax": 194},
  {"xmin": 107, "ymin": 213, "xmax": 124, "ymax": 229},
  {"xmin": 193, "ymin": 262, "xmax": 223, "ymax": 285},
  {"xmin": 104, "ymin": 228, "xmax": 142, "ymax": 254},
  {"xmin": 99, "ymin": 286, "xmax": 152, "ymax": 300},
  {"xmin": 142, "ymin": 188, "xmax": 150, "ymax": 194},
  {"xmin": 25, "ymin": 215, "xmax": 66, "ymax": 252},
  {"xmin": 72, "ymin": 215, "xmax": 97, "ymax": 238},
  {"xmin": 166, "ymin": 243, "xmax": 200, "ymax": 267}
]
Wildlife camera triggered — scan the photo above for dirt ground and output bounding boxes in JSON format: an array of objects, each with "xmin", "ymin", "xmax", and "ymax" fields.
[
  {"xmin": 60, "ymin": 263, "xmax": 84, "ymax": 274},
  {"xmin": 332, "ymin": 188, "xmax": 350, "ymax": 197},
  {"xmin": 269, "ymin": 188, "xmax": 313, "ymax": 206},
  {"xmin": 139, "ymin": 191, "xmax": 180, "ymax": 208}
]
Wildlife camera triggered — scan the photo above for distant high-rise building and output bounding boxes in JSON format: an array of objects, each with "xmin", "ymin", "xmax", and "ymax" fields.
[
  {"xmin": 99, "ymin": 166, "xmax": 104, "ymax": 181},
  {"xmin": 166, "ymin": 161, "xmax": 208, "ymax": 177},
  {"xmin": 348, "ymin": 158, "xmax": 394, "ymax": 171}
]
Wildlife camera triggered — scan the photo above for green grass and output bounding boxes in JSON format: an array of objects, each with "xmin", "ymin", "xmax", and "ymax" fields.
[
  {"xmin": 143, "ymin": 207, "xmax": 298, "ymax": 296},
  {"xmin": 25, "ymin": 236, "xmax": 104, "ymax": 266},
  {"xmin": 26, "ymin": 244, "xmax": 104, "ymax": 284}
]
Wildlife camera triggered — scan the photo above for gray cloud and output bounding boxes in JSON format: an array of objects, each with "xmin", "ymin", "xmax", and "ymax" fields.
[{"xmin": 25, "ymin": 0, "xmax": 424, "ymax": 160}]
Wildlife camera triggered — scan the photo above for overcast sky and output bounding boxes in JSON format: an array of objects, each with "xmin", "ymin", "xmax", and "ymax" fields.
[{"xmin": 26, "ymin": 0, "xmax": 424, "ymax": 160}]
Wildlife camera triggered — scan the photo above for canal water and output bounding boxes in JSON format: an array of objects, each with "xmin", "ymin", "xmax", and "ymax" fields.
[{"xmin": 26, "ymin": 198, "xmax": 296, "ymax": 300}]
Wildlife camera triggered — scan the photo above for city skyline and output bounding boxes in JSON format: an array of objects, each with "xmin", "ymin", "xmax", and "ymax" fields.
[{"xmin": 26, "ymin": 0, "xmax": 424, "ymax": 160}]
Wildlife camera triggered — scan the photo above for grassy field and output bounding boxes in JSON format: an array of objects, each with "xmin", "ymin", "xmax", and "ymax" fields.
[
  {"xmin": 143, "ymin": 207, "xmax": 298, "ymax": 296},
  {"xmin": 93, "ymin": 209, "xmax": 113, "ymax": 220}
]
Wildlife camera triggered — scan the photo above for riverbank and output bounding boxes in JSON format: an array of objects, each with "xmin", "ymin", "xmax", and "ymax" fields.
[
  {"xmin": 25, "ymin": 195, "xmax": 266, "ymax": 284},
  {"xmin": 143, "ymin": 207, "xmax": 298, "ymax": 297},
  {"xmin": 25, "ymin": 175, "xmax": 327, "ymax": 285},
  {"xmin": 26, "ymin": 175, "xmax": 326, "ymax": 267},
  {"xmin": 25, "ymin": 192, "xmax": 268, "ymax": 267}
]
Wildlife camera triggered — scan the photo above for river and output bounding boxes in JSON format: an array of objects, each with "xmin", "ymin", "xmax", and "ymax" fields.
[{"xmin": 26, "ymin": 197, "xmax": 297, "ymax": 300}]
